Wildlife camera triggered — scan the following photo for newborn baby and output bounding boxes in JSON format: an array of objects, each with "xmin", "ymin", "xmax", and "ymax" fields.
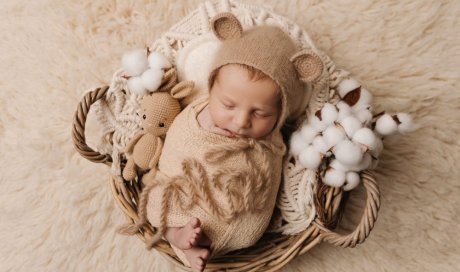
[{"xmin": 143, "ymin": 12, "xmax": 324, "ymax": 272}]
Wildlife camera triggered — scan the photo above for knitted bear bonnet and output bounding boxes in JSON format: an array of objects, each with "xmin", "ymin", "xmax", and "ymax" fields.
[{"xmin": 208, "ymin": 12, "xmax": 324, "ymax": 130}]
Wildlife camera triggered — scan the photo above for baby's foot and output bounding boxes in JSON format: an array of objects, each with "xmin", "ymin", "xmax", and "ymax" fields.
[
  {"xmin": 165, "ymin": 218, "xmax": 203, "ymax": 250},
  {"xmin": 183, "ymin": 246, "xmax": 210, "ymax": 272}
]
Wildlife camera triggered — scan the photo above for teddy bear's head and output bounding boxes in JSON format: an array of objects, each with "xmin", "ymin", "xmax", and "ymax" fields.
[{"xmin": 139, "ymin": 81, "xmax": 194, "ymax": 136}]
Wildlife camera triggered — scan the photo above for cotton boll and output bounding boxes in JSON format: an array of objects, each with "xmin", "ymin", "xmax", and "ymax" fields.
[
  {"xmin": 309, "ymin": 114, "xmax": 320, "ymax": 125},
  {"xmin": 354, "ymin": 107, "xmax": 373, "ymax": 125},
  {"xmin": 324, "ymin": 168, "xmax": 346, "ymax": 187},
  {"xmin": 321, "ymin": 103, "xmax": 338, "ymax": 125},
  {"xmin": 351, "ymin": 87, "xmax": 373, "ymax": 108},
  {"xmin": 343, "ymin": 172, "xmax": 360, "ymax": 191},
  {"xmin": 375, "ymin": 114, "xmax": 398, "ymax": 136},
  {"xmin": 330, "ymin": 159, "xmax": 348, "ymax": 172},
  {"xmin": 370, "ymin": 157, "xmax": 379, "ymax": 169},
  {"xmin": 337, "ymin": 101, "xmax": 351, "ymax": 112},
  {"xmin": 315, "ymin": 121, "xmax": 327, "ymax": 132},
  {"xmin": 290, "ymin": 131, "xmax": 309, "ymax": 156},
  {"xmin": 336, "ymin": 101, "xmax": 352, "ymax": 122},
  {"xmin": 349, "ymin": 153, "xmax": 372, "ymax": 171},
  {"xmin": 340, "ymin": 116, "xmax": 362, "ymax": 138},
  {"xmin": 323, "ymin": 124, "xmax": 346, "ymax": 148},
  {"xmin": 352, "ymin": 128, "xmax": 377, "ymax": 150},
  {"xmin": 299, "ymin": 146, "xmax": 322, "ymax": 169},
  {"xmin": 396, "ymin": 113, "xmax": 416, "ymax": 133},
  {"xmin": 127, "ymin": 77, "xmax": 147, "ymax": 95},
  {"xmin": 370, "ymin": 137, "xmax": 383, "ymax": 157},
  {"xmin": 356, "ymin": 109, "xmax": 373, "ymax": 126},
  {"xmin": 337, "ymin": 78, "xmax": 361, "ymax": 98},
  {"xmin": 312, "ymin": 136, "xmax": 329, "ymax": 154},
  {"xmin": 334, "ymin": 140, "xmax": 363, "ymax": 166},
  {"xmin": 148, "ymin": 52, "xmax": 172, "ymax": 69},
  {"xmin": 352, "ymin": 103, "xmax": 373, "ymax": 113},
  {"xmin": 122, "ymin": 49, "xmax": 148, "ymax": 76},
  {"xmin": 141, "ymin": 68, "xmax": 164, "ymax": 92},
  {"xmin": 300, "ymin": 124, "xmax": 318, "ymax": 144},
  {"xmin": 309, "ymin": 115, "xmax": 327, "ymax": 132}
]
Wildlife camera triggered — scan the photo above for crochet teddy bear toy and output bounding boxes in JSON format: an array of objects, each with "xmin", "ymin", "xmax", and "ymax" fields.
[{"xmin": 122, "ymin": 80, "xmax": 194, "ymax": 181}]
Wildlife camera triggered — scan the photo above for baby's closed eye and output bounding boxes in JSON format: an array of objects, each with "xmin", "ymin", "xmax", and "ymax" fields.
[
  {"xmin": 223, "ymin": 104, "xmax": 234, "ymax": 110},
  {"xmin": 253, "ymin": 111, "xmax": 272, "ymax": 118},
  {"xmin": 220, "ymin": 99, "xmax": 235, "ymax": 109}
]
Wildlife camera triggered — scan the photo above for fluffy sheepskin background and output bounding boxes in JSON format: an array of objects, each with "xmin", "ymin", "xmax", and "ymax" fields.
[{"xmin": 1, "ymin": 0, "xmax": 459, "ymax": 271}]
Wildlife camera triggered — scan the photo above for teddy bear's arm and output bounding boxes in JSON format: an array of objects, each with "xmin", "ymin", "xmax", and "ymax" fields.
[
  {"xmin": 148, "ymin": 137, "xmax": 164, "ymax": 169},
  {"xmin": 124, "ymin": 132, "xmax": 146, "ymax": 155}
]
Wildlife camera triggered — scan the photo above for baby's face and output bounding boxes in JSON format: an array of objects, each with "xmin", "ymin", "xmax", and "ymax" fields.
[{"xmin": 209, "ymin": 64, "xmax": 281, "ymax": 139}]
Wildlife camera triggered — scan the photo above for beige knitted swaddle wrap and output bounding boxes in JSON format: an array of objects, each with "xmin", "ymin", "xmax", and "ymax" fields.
[{"xmin": 145, "ymin": 97, "xmax": 286, "ymax": 259}]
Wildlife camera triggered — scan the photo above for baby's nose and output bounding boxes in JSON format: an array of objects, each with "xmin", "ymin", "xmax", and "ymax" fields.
[{"xmin": 234, "ymin": 112, "xmax": 251, "ymax": 129}]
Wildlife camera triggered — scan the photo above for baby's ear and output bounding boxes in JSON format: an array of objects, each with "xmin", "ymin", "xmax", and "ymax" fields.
[
  {"xmin": 211, "ymin": 12, "xmax": 243, "ymax": 41},
  {"xmin": 170, "ymin": 80, "xmax": 194, "ymax": 99},
  {"xmin": 290, "ymin": 49, "xmax": 324, "ymax": 82}
]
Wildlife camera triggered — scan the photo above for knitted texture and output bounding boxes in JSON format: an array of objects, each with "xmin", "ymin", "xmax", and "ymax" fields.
[
  {"xmin": 146, "ymin": 97, "xmax": 286, "ymax": 258},
  {"xmin": 121, "ymin": 82, "xmax": 193, "ymax": 181},
  {"xmin": 127, "ymin": 94, "xmax": 179, "ymax": 160},
  {"xmin": 208, "ymin": 12, "xmax": 324, "ymax": 129},
  {"xmin": 140, "ymin": 93, "xmax": 182, "ymax": 136}
]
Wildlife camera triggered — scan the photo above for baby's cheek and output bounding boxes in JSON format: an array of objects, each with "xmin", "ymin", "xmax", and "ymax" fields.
[
  {"xmin": 260, "ymin": 116, "xmax": 279, "ymax": 134},
  {"xmin": 267, "ymin": 114, "xmax": 279, "ymax": 127},
  {"xmin": 210, "ymin": 107, "xmax": 229, "ymax": 127}
]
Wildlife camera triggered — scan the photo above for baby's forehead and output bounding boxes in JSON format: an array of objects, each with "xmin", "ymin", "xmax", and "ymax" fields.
[
  {"xmin": 216, "ymin": 88, "xmax": 281, "ymax": 110},
  {"xmin": 210, "ymin": 64, "xmax": 282, "ymax": 108}
]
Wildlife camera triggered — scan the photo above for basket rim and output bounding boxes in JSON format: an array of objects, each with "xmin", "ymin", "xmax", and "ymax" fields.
[{"xmin": 71, "ymin": 81, "xmax": 380, "ymax": 271}]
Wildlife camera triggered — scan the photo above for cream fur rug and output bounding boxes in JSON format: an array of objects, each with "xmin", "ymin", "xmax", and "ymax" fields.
[{"xmin": 1, "ymin": 0, "xmax": 459, "ymax": 271}]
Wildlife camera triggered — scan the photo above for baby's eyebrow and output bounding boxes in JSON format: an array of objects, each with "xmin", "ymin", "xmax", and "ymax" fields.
[{"xmin": 254, "ymin": 104, "xmax": 277, "ymax": 112}]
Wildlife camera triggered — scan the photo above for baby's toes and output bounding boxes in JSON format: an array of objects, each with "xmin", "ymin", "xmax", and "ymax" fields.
[
  {"xmin": 191, "ymin": 229, "xmax": 202, "ymax": 245},
  {"xmin": 196, "ymin": 258, "xmax": 204, "ymax": 267},
  {"xmin": 197, "ymin": 258, "xmax": 207, "ymax": 272},
  {"xmin": 200, "ymin": 249, "xmax": 210, "ymax": 261},
  {"xmin": 190, "ymin": 217, "xmax": 201, "ymax": 228},
  {"xmin": 185, "ymin": 240, "xmax": 193, "ymax": 249},
  {"xmin": 194, "ymin": 226, "xmax": 202, "ymax": 235},
  {"xmin": 189, "ymin": 235, "xmax": 197, "ymax": 247}
]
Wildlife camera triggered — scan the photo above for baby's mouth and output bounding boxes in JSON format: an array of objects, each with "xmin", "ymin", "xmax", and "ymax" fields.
[
  {"xmin": 215, "ymin": 125, "xmax": 245, "ymax": 137},
  {"xmin": 229, "ymin": 130, "xmax": 247, "ymax": 138},
  {"xmin": 224, "ymin": 129, "xmax": 236, "ymax": 137}
]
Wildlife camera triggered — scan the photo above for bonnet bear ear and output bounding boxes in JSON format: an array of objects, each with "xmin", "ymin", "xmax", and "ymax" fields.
[
  {"xmin": 290, "ymin": 49, "xmax": 324, "ymax": 82},
  {"xmin": 211, "ymin": 12, "xmax": 243, "ymax": 41}
]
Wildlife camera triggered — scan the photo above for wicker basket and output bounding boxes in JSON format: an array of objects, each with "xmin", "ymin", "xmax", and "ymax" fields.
[{"xmin": 71, "ymin": 1, "xmax": 380, "ymax": 271}]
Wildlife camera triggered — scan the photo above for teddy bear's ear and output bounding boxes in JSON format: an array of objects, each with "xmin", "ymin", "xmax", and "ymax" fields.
[
  {"xmin": 211, "ymin": 12, "xmax": 243, "ymax": 41},
  {"xmin": 290, "ymin": 49, "xmax": 324, "ymax": 82},
  {"xmin": 171, "ymin": 80, "xmax": 195, "ymax": 100}
]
